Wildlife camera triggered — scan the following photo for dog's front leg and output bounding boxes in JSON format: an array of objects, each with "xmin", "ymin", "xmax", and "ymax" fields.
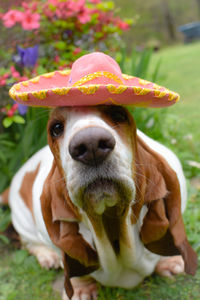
[{"xmin": 62, "ymin": 276, "xmax": 97, "ymax": 300}]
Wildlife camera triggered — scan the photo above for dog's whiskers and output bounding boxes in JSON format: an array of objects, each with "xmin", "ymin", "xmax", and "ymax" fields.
[{"xmin": 134, "ymin": 170, "xmax": 157, "ymax": 187}]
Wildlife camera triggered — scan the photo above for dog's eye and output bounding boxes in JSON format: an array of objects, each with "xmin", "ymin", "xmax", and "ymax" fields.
[
  {"xmin": 105, "ymin": 107, "xmax": 128, "ymax": 123},
  {"xmin": 50, "ymin": 121, "xmax": 64, "ymax": 138}
]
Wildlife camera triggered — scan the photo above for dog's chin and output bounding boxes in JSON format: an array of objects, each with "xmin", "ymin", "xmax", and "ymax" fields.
[{"xmin": 82, "ymin": 178, "xmax": 133, "ymax": 216}]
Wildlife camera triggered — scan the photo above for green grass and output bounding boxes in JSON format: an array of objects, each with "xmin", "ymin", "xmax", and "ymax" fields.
[
  {"xmin": 151, "ymin": 42, "xmax": 200, "ymax": 177},
  {"xmin": 0, "ymin": 246, "xmax": 61, "ymax": 300},
  {"xmin": 1, "ymin": 42, "xmax": 200, "ymax": 299},
  {"xmin": 153, "ymin": 41, "xmax": 200, "ymax": 134}
]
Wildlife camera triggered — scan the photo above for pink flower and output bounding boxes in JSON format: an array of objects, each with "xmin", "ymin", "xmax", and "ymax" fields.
[
  {"xmin": 49, "ymin": 0, "xmax": 59, "ymax": 5},
  {"xmin": 30, "ymin": 2, "xmax": 38, "ymax": 12},
  {"xmin": 43, "ymin": 6, "xmax": 54, "ymax": 19},
  {"xmin": 73, "ymin": 47, "xmax": 81, "ymax": 55},
  {"xmin": 12, "ymin": 103, "xmax": 19, "ymax": 111},
  {"xmin": 54, "ymin": 55, "xmax": 60, "ymax": 63},
  {"xmin": 22, "ymin": 2, "xmax": 29, "ymax": 10},
  {"xmin": 7, "ymin": 104, "xmax": 18, "ymax": 117},
  {"xmin": 78, "ymin": 8, "xmax": 91, "ymax": 24},
  {"xmin": 2, "ymin": 10, "xmax": 23, "ymax": 28},
  {"xmin": 0, "ymin": 73, "xmax": 9, "ymax": 86},
  {"xmin": 7, "ymin": 110, "xmax": 14, "ymax": 117},
  {"xmin": 55, "ymin": 2, "xmax": 71, "ymax": 19},
  {"xmin": 68, "ymin": 0, "xmax": 85, "ymax": 13},
  {"xmin": 117, "ymin": 20, "xmax": 130, "ymax": 31},
  {"xmin": 0, "ymin": 79, "xmax": 6, "ymax": 86},
  {"xmin": 21, "ymin": 11, "xmax": 40, "ymax": 30},
  {"xmin": 89, "ymin": 0, "xmax": 101, "ymax": 3},
  {"xmin": 10, "ymin": 66, "xmax": 20, "ymax": 79},
  {"xmin": 19, "ymin": 76, "xmax": 29, "ymax": 82}
]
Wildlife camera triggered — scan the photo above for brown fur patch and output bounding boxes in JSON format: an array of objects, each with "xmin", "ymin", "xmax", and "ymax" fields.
[
  {"xmin": 100, "ymin": 106, "xmax": 136, "ymax": 150},
  {"xmin": 19, "ymin": 163, "xmax": 41, "ymax": 218},
  {"xmin": 1, "ymin": 188, "xmax": 10, "ymax": 205}
]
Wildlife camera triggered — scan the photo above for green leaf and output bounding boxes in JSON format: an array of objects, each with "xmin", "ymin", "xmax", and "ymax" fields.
[
  {"xmin": 2, "ymin": 117, "xmax": 13, "ymax": 128},
  {"xmin": 94, "ymin": 32, "xmax": 104, "ymax": 39},
  {"xmin": 0, "ymin": 139, "xmax": 15, "ymax": 147},
  {"xmin": 130, "ymin": 49, "xmax": 137, "ymax": 76},
  {"xmin": 152, "ymin": 57, "xmax": 162, "ymax": 82},
  {"xmin": 0, "ymin": 234, "xmax": 10, "ymax": 244},
  {"xmin": 97, "ymin": 1, "xmax": 114, "ymax": 11},
  {"xmin": 13, "ymin": 115, "xmax": 25, "ymax": 124},
  {"xmin": 116, "ymin": 46, "xmax": 126, "ymax": 73},
  {"xmin": 55, "ymin": 41, "xmax": 67, "ymax": 51},
  {"xmin": 36, "ymin": 65, "xmax": 48, "ymax": 75},
  {"xmin": 135, "ymin": 47, "xmax": 153, "ymax": 78},
  {"xmin": 13, "ymin": 250, "xmax": 29, "ymax": 265},
  {"xmin": 0, "ymin": 210, "xmax": 11, "ymax": 231},
  {"xmin": 124, "ymin": 18, "xmax": 134, "ymax": 26},
  {"xmin": 0, "ymin": 150, "xmax": 7, "ymax": 163}
]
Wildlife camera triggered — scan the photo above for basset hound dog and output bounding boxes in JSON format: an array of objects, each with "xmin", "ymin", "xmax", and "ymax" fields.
[{"xmin": 1, "ymin": 105, "xmax": 197, "ymax": 300}]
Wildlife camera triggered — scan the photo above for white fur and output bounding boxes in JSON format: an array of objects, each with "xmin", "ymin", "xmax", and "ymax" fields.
[
  {"xmin": 9, "ymin": 146, "xmax": 60, "ymax": 255},
  {"xmin": 8, "ymin": 108, "xmax": 187, "ymax": 292}
]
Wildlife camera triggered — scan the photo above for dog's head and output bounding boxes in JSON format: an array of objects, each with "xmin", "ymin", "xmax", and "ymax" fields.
[{"xmin": 47, "ymin": 105, "xmax": 136, "ymax": 218}]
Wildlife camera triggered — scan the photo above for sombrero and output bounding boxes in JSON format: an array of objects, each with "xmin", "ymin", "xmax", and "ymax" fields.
[{"xmin": 9, "ymin": 52, "xmax": 179, "ymax": 108}]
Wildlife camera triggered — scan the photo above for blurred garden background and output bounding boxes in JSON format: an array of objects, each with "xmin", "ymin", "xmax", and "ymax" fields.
[{"xmin": 0, "ymin": 0, "xmax": 200, "ymax": 299}]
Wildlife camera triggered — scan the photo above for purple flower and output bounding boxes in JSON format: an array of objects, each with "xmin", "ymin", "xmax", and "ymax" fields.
[
  {"xmin": 62, "ymin": 30, "xmax": 73, "ymax": 40},
  {"xmin": 18, "ymin": 103, "xmax": 28, "ymax": 115},
  {"xmin": 17, "ymin": 45, "xmax": 39, "ymax": 68},
  {"xmin": 13, "ymin": 101, "xmax": 28, "ymax": 115}
]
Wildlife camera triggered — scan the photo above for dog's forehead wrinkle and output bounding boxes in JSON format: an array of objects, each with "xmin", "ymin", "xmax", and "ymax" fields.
[
  {"xmin": 67, "ymin": 108, "xmax": 101, "ymax": 130},
  {"xmin": 64, "ymin": 107, "xmax": 126, "ymax": 147}
]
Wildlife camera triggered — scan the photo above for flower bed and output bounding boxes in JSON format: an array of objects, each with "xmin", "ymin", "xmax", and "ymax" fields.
[
  {"xmin": 0, "ymin": 0, "xmax": 131, "ymax": 192},
  {"xmin": 0, "ymin": 0, "xmax": 131, "ymax": 127}
]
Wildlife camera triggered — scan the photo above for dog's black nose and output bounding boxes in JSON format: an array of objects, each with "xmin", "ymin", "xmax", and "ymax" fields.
[{"xmin": 69, "ymin": 127, "xmax": 116, "ymax": 166}]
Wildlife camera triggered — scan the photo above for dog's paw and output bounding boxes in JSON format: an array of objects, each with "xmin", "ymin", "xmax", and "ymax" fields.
[
  {"xmin": 155, "ymin": 255, "xmax": 184, "ymax": 277},
  {"xmin": 28, "ymin": 245, "xmax": 61, "ymax": 269},
  {"xmin": 62, "ymin": 277, "xmax": 97, "ymax": 300}
]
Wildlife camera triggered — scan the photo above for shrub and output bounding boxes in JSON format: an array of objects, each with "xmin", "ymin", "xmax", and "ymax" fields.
[{"xmin": 0, "ymin": 0, "xmax": 132, "ymax": 192}]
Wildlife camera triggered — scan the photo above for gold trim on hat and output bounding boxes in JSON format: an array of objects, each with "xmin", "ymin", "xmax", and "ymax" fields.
[
  {"xmin": 72, "ymin": 71, "xmax": 123, "ymax": 87},
  {"xmin": 107, "ymin": 85, "xmax": 127, "ymax": 94}
]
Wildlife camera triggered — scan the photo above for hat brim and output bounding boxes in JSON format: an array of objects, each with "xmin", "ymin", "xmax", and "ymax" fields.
[{"xmin": 9, "ymin": 70, "xmax": 180, "ymax": 108}]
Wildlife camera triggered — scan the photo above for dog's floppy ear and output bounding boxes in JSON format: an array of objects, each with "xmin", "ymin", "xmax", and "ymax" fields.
[
  {"xmin": 40, "ymin": 161, "xmax": 98, "ymax": 299},
  {"xmin": 135, "ymin": 135, "xmax": 197, "ymax": 275}
]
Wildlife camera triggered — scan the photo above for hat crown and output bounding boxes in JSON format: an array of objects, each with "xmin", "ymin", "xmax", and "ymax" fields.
[{"xmin": 68, "ymin": 52, "xmax": 123, "ymax": 86}]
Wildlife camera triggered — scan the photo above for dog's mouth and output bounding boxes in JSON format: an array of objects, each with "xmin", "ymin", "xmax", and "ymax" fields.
[
  {"xmin": 83, "ymin": 179, "xmax": 118, "ymax": 215},
  {"xmin": 82, "ymin": 178, "xmax": 131, "ymax": 216}
]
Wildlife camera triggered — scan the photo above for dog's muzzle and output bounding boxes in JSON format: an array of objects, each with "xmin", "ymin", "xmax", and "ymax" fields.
[
  {"xmin": 69, "ymin": 126, "xmax": 116, "ymax": 166},
  {"xmin": 68, "ymin": 126, "xmax": 134, "ymax": 215}
]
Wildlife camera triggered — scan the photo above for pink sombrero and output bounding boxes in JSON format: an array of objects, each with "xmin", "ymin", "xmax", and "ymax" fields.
[{"xmin": 9, "ymin": 52, "xmax": 179, "ymax": 108}]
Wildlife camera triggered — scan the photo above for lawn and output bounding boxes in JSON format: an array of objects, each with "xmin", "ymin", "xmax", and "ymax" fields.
[
  {"xmin": 0, "ymin": 42, "xmax": 200, "ymax": 300},
  {"xmin": 153, "ymin": 41, "xmax": 200, "ymax": 138},
  {"xmin": 151, "ymin": 42, "xmax": 200, "ymax": 178}
]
